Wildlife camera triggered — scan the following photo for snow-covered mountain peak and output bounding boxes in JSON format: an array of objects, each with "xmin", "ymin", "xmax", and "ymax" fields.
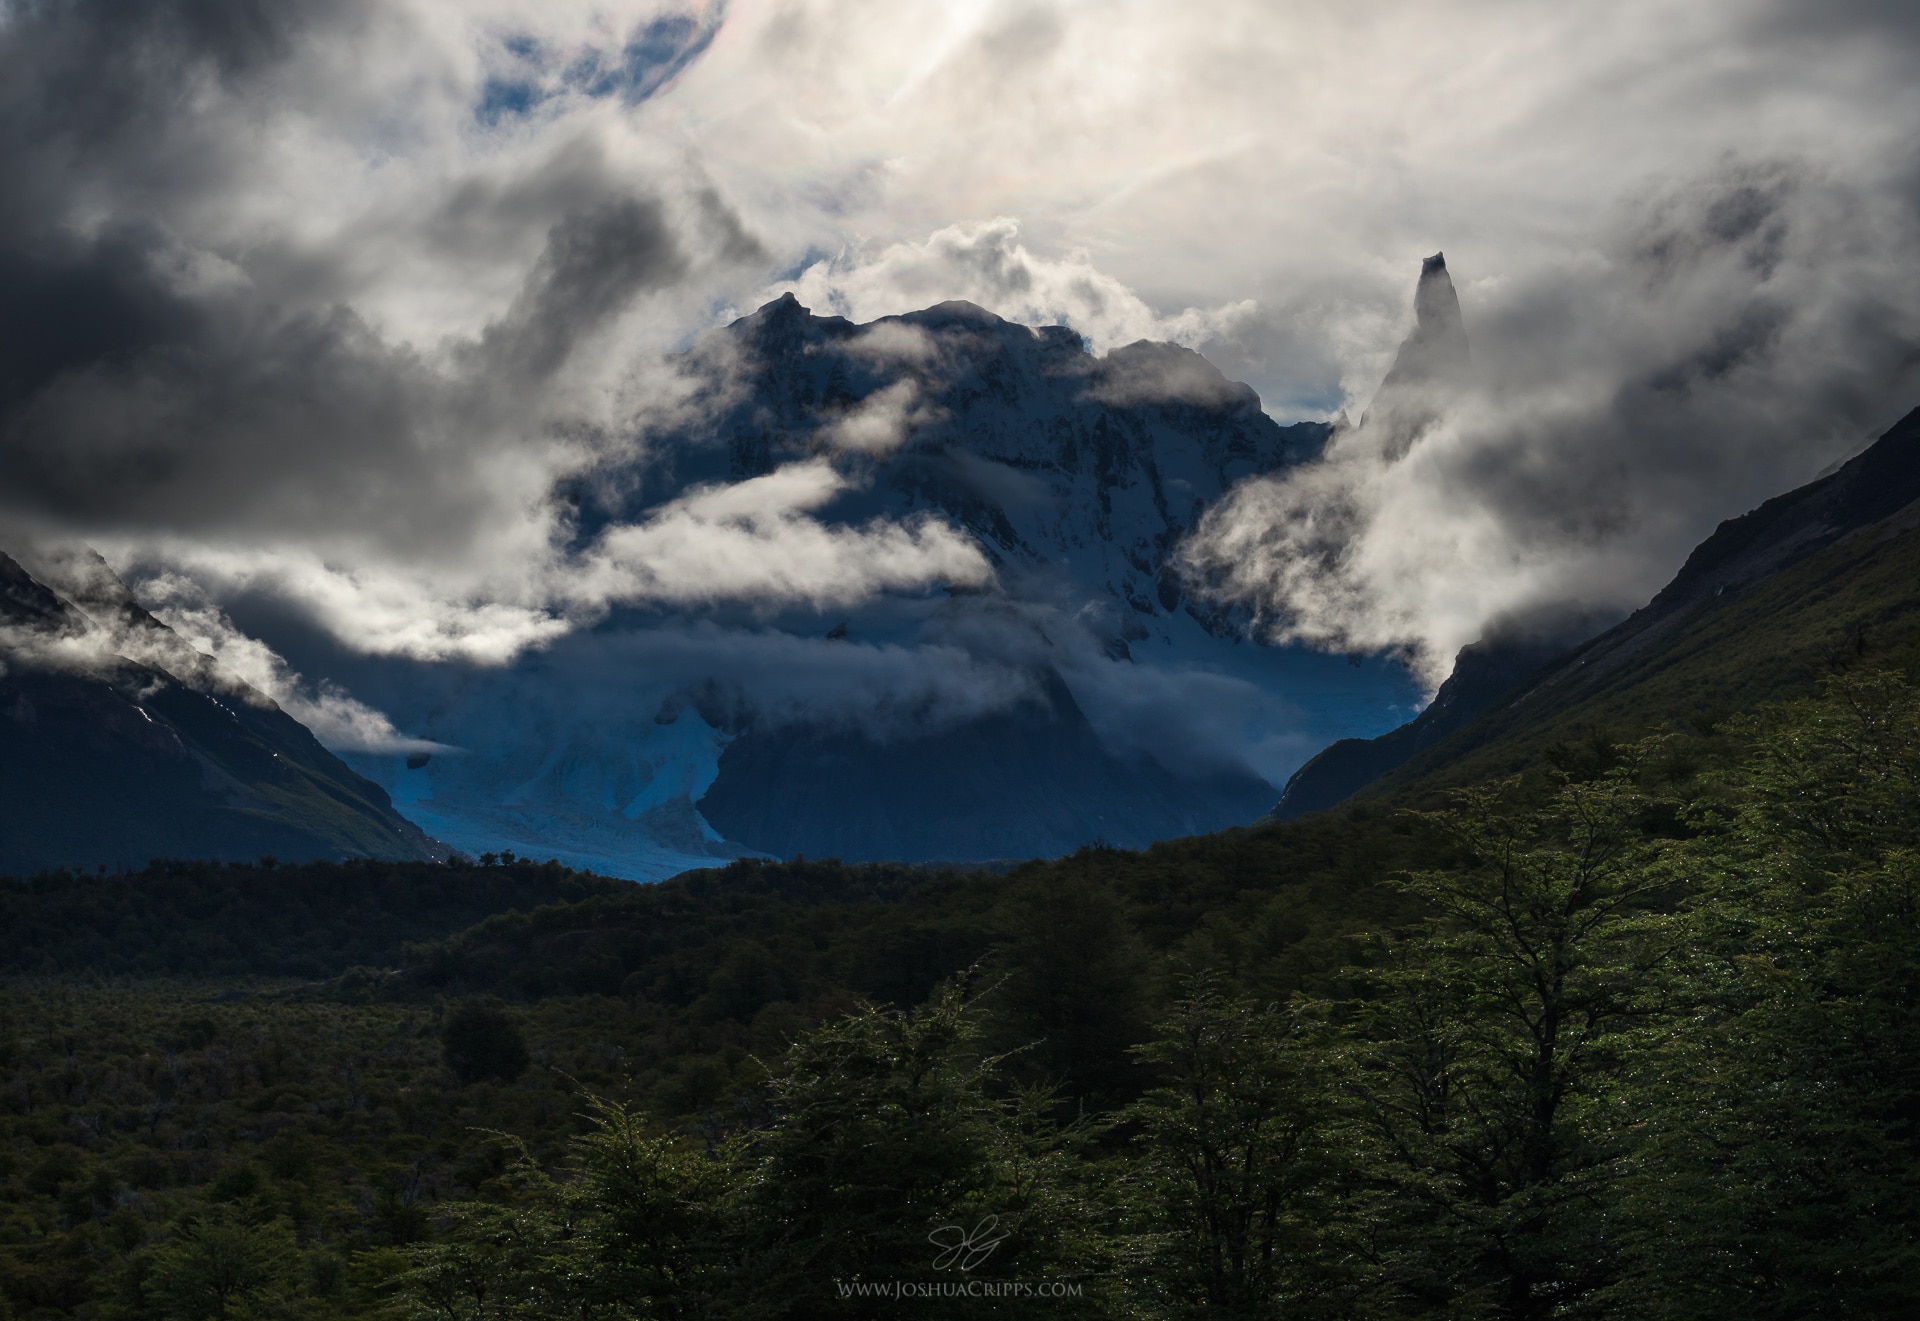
[
  {"xmin": 341, "ymin": 298, "xmax": 1422, "ymax": 876},
  {"xmin": 630, "ymin": 296, "xmax": 1330, "ymax": 649}
]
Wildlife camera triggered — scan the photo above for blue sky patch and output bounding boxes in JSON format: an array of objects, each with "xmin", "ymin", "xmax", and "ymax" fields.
[{"xmin": 476, "ymin": 5, "xmax": 725, "ymax": 126}]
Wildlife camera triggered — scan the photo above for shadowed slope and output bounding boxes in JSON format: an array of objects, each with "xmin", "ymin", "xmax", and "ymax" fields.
[
  {"xmin": 1330, "ymin": 405, "xmax": 1920, "ymax": 803},
  {"xmin": 0, "ymin": 551, "xmax": 443, "ymax": 874}
]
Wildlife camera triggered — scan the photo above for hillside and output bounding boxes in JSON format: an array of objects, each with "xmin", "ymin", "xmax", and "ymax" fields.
[
  {"xmin": 0, "ymin": 550, "xmax": 443, "ymax": 874},
  {"xmin": 1281, "ymin": 403, "xmax": 1920, "ymax": 811}
]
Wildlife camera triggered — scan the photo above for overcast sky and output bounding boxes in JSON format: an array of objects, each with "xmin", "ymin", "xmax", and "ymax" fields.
[{"xmin": 2, "ymin": 0, "xmax": 1918, "ymax": 697}]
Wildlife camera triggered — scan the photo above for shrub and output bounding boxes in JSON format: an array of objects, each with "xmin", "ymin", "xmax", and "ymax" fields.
[{"xmin": 441, "ymin": 1000, "xmax": 530, "ymax": 1084}]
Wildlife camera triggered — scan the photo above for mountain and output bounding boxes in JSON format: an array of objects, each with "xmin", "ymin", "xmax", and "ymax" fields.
[
  {"xmin": 339, "ymin": 296, "xmax": 1421, "ymax": 873},
  {"xmin": 698, "ymin": 669, "xmax": 1274, "ymax": 861},
  {"xmin": 1279, "ymin": 402, "xmax": 1920, "ymax": 813},
  {"xmin": 670, "ymin": 297, "xmax": 1328, "ymax": 859},
  {"xmin": 595, "ymin": 294, "xmax": 1330, "ymax": 638},
  {"xmin": 1272, "ymin": 627, "xmax": 1573, "ymax": 819},
  {"xmin": 1363, "ymin": 252, "xmax": 1471, "ymax": 459},
  {"xmin": 0, "ymin": 548, "xmax": 443, "ymax": 875}
]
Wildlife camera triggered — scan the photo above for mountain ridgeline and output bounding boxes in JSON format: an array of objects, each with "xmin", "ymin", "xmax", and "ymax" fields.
[
  {"xmin": 1276, "ymin": 401, "xmax": 1920, "ymax": 816},
  {"xmin": 0, "ymin": 548, "xmax": 441, "ymax": 875}
]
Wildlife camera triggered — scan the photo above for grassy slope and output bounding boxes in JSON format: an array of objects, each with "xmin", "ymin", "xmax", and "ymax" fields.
[
  {"xmin": 143, "ymin": 677, "xmax": 440, "ymax": 862},
  {"xmin": 1356, "ymin": 513, "xmax": 1920, "ymax": 802}
]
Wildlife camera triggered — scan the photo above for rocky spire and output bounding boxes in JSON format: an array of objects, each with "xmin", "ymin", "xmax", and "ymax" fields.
[
  {"xmin": 1380, "ymin": 253, "xmax": 1470, "ymax": 392},
  {"xmin": 1363, "ymin": 252, "xmax": 1472, "ymax": 458}
]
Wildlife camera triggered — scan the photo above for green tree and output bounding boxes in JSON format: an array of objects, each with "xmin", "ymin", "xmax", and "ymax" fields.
[
  {"xmin": 1616, "ymin": 669, "xmax": 1920, "ymax": 1318},
  {"xmin": 148, "ymin": 1207, "xmax": 300, "ymax": 1321},
  {"xmin": 1340, "ymin": 762, "xmax": 1680, "ymax": 1319},
  {"xmin": 443, "ymin": 1000, "xmax": 531, "ymax": 1085},
  {"xmin": 394, "ymin": 1142, "xmax": 588, "ymax": 1321},
  {"xmin": 400, "ymin": 984, "xmax": 1107, "ymax": 1319},
  {"xmin": 1127, "ymin": 977, "xmax": 1339, "ymax": 1319},
  {"xmin": 989, "ymin": 869, "xmax": 1150, "ymax": 1110},
  {"xmin": 738, "ymin": 980, "xmax": 1105, "ymax": 1316},
  {"xmin": 562, "ymin": 1094, "xmax": 737, "ymax": 1318}
]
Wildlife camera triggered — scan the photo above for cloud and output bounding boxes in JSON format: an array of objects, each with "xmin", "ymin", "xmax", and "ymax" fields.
[
  {"xmin": 767, "ymin": 217, "xmax": 1258, "ymax": 353},
  {"xmin": 664, "ymin": 0, "xmax": 1920, "ymax": 667},
  {"xmin": 552, "ymin": 621, "xmax": 1043, "ymax": 739},
  {"xmin": 1184, "ymin": 162, "xmax": 1920, "ymax": 684},
  {"xmin": 110, "ymin": 453, "xmax": 995, "ymax": 663},
  {"xmin": 133, "ymin": 573, "xmax": 446, "ymax": 754},
  {"xmin": 3, "ymin": 0, "xmax": 1919, "ymax": 771},
  {"xmin": 577, "ymin": 458, "xmax": 993, "ymax": 609},
  {"xmin": 0, "ymin": 0, "xmax": 1006, "ymax": 670},
  {"xmin": 0, "ymin": 544, "xmax": 442, "ymax": 753},
  {"xmin": 819, "ymin": 379, "xmax": 933, "ymax": 455}
]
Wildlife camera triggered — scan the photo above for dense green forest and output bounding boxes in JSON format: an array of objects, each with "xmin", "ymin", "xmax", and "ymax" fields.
[{"xmin": 3, "ymin": 665, "xmax": 1918, "ymax": 1317}]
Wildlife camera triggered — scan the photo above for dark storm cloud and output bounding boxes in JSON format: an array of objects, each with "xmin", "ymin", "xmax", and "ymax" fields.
[
  {"xmin": 0, "ymin": 0, "xmax": 746, "ymax": 561},
  {"xmin": 0, "ymin": 0, "xmax": 354, "ymax": 402},
  {"xmin": 1755, "ymin": 0, "xmax": 1920, "ymax": 43},
  {"xmin": 0, "ymin": 190, "xmax": 688, "ymax": 546},
  {"xmin": 477, "ymin": 195, "xmax": 688, "ymax": 381}
]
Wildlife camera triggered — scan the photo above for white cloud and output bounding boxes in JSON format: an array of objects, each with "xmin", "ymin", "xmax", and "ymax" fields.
[
  {"xmin": 821, "ymin": 379, "xmax": 932, "ymax": 454},
  {"xmin": 766, "ymin": 217, "xmax": 1258, "ymax": 353},
  {"xmin": 1183, "ymin": 163, "xmax": 1920, "ymax": 684},
  {"xmin": 663, "ymin": 0, "xmax": 1920, "ymax": 674},
  {"xmin": 579, "ymin": 458, "xmax": 994, "ymax": 608},
  {"xmin": 110, "ymin": 456, "xmax": 993, "ymax": 666},
  {"xmin": 134, "ymin": 574, "xmax": 448, "ymax": 754}
]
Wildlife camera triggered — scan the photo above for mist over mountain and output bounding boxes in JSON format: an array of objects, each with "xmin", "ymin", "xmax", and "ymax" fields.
[
  {"xmin": 312, "ymin": 295, "xmax": 1418, "ymax": 873},
  {"xmin": 0, "ymin": 2, "xmax": 1916, "ymax": 881},
  {"xmin": 1276, "ymin": 399, "xmax": 1920, "ymax": 819},
  {"xmin": 1363, "ymin": 252, "xmax": 1472, "ymax": 461},
  {"xmin": 0, "ymin": 550, "xmax": 439, "ymax": 874}
]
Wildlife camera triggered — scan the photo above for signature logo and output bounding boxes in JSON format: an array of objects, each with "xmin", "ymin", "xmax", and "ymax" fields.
[{"xmin": 928, "ymin": 1216, "xmax": 1010, "ymax": 1272}]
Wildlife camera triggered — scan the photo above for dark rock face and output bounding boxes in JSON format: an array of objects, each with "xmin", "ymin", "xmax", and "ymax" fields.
[
  {"xmin": 0, "ymin": 550, "xmax": 441, "ymax": 875},
  {"xmin": 1364, "ymin": 252, "xmax": 1473, "ymax": 459},
  {"xmin": 698, "ymin": 670, "xmax": 1276, "ymax": 862},
  {"xmin": 1599, "ymin": 406, "xmax": 1920, "ymax": 658},
  {"xmin": 1463, "ymin": 403, "xmax": 1920, "ymax": 709},
  {"xmin": 1379, "ymin": 253, "xmax": 1472, "ymax": 391},
  {"xmin": 598, "ymin": 295, "xmax": 1331, "ymax": 636}
]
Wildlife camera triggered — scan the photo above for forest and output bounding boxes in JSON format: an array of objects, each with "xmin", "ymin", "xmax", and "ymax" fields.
[{"xmin": 2, "ymin": 665, "xmax": 1917, "ymax": 1318}]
